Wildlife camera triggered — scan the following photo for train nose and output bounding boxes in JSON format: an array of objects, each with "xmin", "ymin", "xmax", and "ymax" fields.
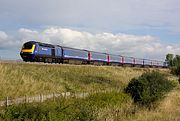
[{"xmin": 20, "ymin": 52, "xmax": 35, "ymax": 62}]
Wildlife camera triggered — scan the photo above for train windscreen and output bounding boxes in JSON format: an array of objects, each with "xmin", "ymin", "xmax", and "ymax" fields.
[{"xmin": 23, "ymin": 42, "xmax": 33, "ymax": 49}]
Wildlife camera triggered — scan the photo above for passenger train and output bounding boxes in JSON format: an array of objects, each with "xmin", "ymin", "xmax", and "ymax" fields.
[{"xmin": 20, "ymin": 41, "xmax": 168, "ymax": 68}]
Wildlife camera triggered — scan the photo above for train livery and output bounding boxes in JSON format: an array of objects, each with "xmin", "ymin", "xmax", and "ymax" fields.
[{"xmin": 20, "ymin": 41, "xmax": 168, "ymax": 68}]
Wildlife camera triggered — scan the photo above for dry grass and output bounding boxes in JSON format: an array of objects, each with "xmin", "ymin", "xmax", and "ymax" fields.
[
  {"xmin": 96, "ymin": 88, "xmax": 180, "ymax": 121},
  {"xmin": 0, "ymin": 61, "xmax": 179, "ymax": 121},
  {"xmin": 126, "ymin": 88, "xmax": 180, "ymax": 121},
  {"xmin": 0, "ymin": 61, "xmax": 175, "ymax": 100}
]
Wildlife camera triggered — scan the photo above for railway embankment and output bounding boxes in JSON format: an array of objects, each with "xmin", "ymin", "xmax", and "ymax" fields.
[
  {"xmin": 0, "ymin": 61, "xmax": 179, "ymax": 121},
  {"xmin": 0, "ymin": 61, "xmax": 172, "ymax": 99}
]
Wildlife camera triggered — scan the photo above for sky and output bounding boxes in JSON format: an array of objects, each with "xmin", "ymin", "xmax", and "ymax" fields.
[{"xmin": 0, "ymin": 0, "xmax": 180, "ymax": 60}]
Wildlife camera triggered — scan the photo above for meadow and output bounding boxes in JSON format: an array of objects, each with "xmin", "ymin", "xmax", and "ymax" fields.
[
  {"xmin": 0, "ymin": 61, "xmax": 179, "ymax": 121},
  {"xmin": 0, "ymin": 61, "xmax": 164, "ymax": 99}
]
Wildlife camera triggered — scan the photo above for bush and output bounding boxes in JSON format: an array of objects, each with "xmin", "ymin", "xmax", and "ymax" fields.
[
  {"xmin": 171, "ymin": 65, "xmax": 180, "ymax": 76},
  {"xmin": 171, "ymin": 65, "xmax": 180, "ymax": 84},
  {"xmin": 125, "ymin": 71, "xmax": 175, "ymax": 107}
]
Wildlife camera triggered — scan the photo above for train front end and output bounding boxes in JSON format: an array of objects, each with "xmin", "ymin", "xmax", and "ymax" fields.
[{"xmin": 20, "ymin": 41, "xmax": 36, "ymax": 62}]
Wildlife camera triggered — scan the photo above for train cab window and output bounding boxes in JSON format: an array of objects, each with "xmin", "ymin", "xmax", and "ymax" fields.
[{"xmin": 23, "ymin": 42, "xmax": 33, "ymax": 49}]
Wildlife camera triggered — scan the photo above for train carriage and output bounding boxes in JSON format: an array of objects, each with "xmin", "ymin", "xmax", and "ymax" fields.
[
  {"xmin": 154, "ymin": 61, "xmax": 164, "ymax": 67},
  {"xmin": 90, "ymin": 51, "xmax": 108, "ymax": 65},
  {"xmin": 123, "ymin": 56, "xmax": 134, "ymax": 66},
  {"xmin": 134, "ymin": 58, "xmax": 144, "ymax": 67},
  {"xmin": 62, "ymin": 47, "xmax": 88, "ymax": 64},
  {"xmin": 109, "ymin": 54, "xmax": 122, "ymax": 66},
  {"xmin": 151, "ymin": 60, "xmax": 160, "ymax": 67},
  {"xmin": 143, "ymin": 59, "xmax": 153, "ymax": 67}
]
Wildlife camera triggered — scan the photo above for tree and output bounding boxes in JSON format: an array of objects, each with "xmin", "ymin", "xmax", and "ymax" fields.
[
  {"xmin": 173, "ymin": 55, "xmax": 180, "ymax": 66},
  {"xmin": 166, "ymin": 54, "xmax": 174, "ymax": 66},
  {"xmin": 165, "ymin": 54, "xmax": 180, "ymax": 67},
  {"xmin": 166, "ymin": 54, "xmax": 180, "ymax": 83}
]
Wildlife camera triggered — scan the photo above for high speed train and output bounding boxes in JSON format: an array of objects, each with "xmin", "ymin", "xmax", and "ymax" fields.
[{"xmin": 20, "ymin": 41, "xmax": 168, "ymax": 68}]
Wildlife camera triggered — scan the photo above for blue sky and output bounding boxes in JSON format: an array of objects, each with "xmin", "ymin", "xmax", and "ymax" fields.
[{"xmin": 0, "ymin": 0, "xmax": 180, "ymax": 60}]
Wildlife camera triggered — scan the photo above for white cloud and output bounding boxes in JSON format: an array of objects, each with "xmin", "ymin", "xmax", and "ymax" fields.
[
  {"xmin": 0, "ymin": 0, "xmax": 180, "ymax": 60},
  {"xmin": 0, "ymin": 31, "xmax": 19, "ymax": 49},
  {"xmin": 17, "ymin": 27, "xmax": 180, "ymax": 60},
  {"xmin": 0, "ymin": 27, "xmax": 180, "ymax": 60},
  {"xmin": 0, "ymin": 31, "xmax": 8, "ymax": 40}
]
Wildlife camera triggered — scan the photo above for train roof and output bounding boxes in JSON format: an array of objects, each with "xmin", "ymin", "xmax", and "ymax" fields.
[
  {"xmin": 25, "ymin": 41, "xmax": 54, "ymax": 48},
  {"xmin": 58, "ymin": 45, "xmax": 88, "ymax": 52}
]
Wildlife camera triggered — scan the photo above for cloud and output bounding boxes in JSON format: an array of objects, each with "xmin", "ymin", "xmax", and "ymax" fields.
[
  {"xmin": 0, "ymin": 27, "xmax": 180, "ymax": 60},
  {"xmin": 16, "ymin": 27, "xmax": 180, "ymax": 60},
  {"xmin": 0, "ymin": 0, "xmax": 180, "ymax": 33},
  {"xmin": 0, "ymin": 31, "xmax": 20, "ymax": 49},
  {"xmin": 0, "ymin": 0, "xmax": 180, "ymax": 60}
]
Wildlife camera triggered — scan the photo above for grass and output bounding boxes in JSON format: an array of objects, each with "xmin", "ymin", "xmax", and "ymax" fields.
[
  {"xmin": 127, "ymin": 89, "xmax": 180, "ymax": 121},
  {"xmin": 0, "ymin": 92, "xmax": 132, "ymax": 121},
  {"xmin": 1, "ymin": 89, "xmax": 180, "ymax": 121},
  {"xmin": 0, "ymin": 61, "xmax": 170, "ymax": 99},
  {"xmin": 0, "ymin": 61, "xmax": 179, "ymax": 121}
]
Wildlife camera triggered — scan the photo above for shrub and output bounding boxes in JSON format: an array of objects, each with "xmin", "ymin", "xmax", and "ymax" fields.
[
  {"xmin": 171, "ymin": 65, "xmax": 180, "ymax": 84},
  {"xmin": 171, "ymin": 65, "xmax": 180, "ymax": 76},
  {"xmin": 125, "ymin": 71, "xmax": 175, "ymax": 107}
]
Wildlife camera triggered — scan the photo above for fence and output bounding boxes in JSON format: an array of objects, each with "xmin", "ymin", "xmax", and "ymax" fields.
[{"xmin": 0, "ymin": 91, "xmax": 103, "ymax": 107}]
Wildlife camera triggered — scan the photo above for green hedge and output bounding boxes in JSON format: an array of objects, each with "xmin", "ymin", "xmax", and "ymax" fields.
[{"xmin": 125, "ymin": 71, "xmax": 175, "ymax": 107}]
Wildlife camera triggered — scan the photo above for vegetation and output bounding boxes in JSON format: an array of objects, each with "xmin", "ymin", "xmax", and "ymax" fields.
[
  {"xmin": 0, "ymin": 61, "xmax": 178, "ymax": 121},
  {"xmin": 0, "ymin": 89, "xmax": 179, "ymax": 121},
  {"xmin": 125, "ymin": 71, "xmax": 175, "ymax": 107},
  {"xmin": 166, "ymin": 54, "xmax": 180, "ymax": 82},
  {"xmin": 166, "ymin": 54, "xmax": 180, "ymax": 67},
  {"xmin": 0, "ymin": 61, "xmax": 165, "ymax": 99},
  {"xmin": 0, "ymin": 92, "xmax": 131, "ymax": 121}
]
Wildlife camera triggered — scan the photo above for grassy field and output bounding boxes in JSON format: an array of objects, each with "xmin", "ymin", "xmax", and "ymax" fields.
[
  {"xmin": 0, "ymin": 61, "xmax": 179, "ymax": 121},
  {"xmin": 1, "ymin": 89, "xmax": 180, "ymax": 121},
  {"xmin": 0, "ymin": 61, "xmax": 172, "ymax": 99}
]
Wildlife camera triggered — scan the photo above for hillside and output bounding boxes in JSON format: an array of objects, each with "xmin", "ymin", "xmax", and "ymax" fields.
[
  {"xmin": 0, "ymin": 61, "xmax": 174, "ymax": 99},
  {"xmin": 0, "ymin": 61, "xmax": 179, "ymax": 121}
]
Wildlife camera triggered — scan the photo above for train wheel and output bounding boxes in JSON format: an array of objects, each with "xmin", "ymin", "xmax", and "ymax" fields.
[
  {"xmin": 23, "ymin": 59, "xmax": 27, "ymax": 62},
  {"xmin": 34, "ymin": 57, "xmax": 39, "ymax": 62},
  {"xmin": 44, "ymin": 58, "xmax": 47, "ymax": 63}
]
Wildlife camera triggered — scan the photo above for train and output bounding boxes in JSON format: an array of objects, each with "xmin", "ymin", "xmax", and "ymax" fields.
[{"xmin": 20, "ymin": 41, "xmax": 168, "ymax": 68}]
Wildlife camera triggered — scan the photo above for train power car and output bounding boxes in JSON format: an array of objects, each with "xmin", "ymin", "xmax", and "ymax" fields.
[
  {"xmin": 20, "ymin": 41, "xmax": 62, "ymax": 63},
  {"xmin": 20, "ymin": 41, "xmax": 168, "ymax": 68}
]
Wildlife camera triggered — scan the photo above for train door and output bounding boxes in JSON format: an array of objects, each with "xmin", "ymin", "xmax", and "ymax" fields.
[{"xmin": 51, "ymin": 48, "xmax": 55, "ymax": 57}]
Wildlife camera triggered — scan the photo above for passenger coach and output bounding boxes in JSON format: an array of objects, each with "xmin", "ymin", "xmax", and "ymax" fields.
[{"xmin": 20, "ymin": 41, "xmax": 168, "ymax": 68}]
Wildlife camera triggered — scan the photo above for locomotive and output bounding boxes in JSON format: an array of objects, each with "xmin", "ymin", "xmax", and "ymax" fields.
[{"xmin": 20, "ymin": 41, "xmax": 168, "ymax": 67}]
